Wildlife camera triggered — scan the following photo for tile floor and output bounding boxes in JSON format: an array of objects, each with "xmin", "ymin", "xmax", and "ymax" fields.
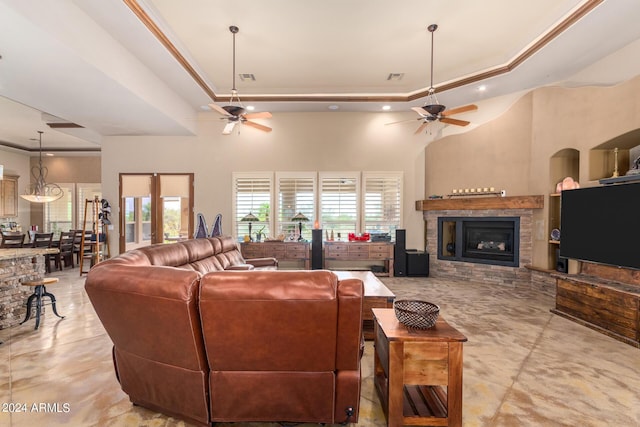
[{"xmin": 1, "ymin": 268, "xmax": 639, "ymax": 426}]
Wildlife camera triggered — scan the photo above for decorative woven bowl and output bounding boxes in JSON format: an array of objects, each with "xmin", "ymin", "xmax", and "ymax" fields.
[{"xmin": 394, "ymin": 300, "xmax": 440, "ymax": 329}]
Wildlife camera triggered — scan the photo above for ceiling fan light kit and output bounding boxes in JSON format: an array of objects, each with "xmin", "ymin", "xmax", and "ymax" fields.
[
  {"xmin": 387, "ymin": 23, "xmax": 478, "ymax": 133},
  {"xmin": 209, "ymin": 25, "xmax": 272, "ymax": 135}
]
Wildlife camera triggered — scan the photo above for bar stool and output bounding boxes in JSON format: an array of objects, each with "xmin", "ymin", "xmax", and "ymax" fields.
[{"xmin": 20, "ymin": 277, "xmax": 65, "ymax": 330}]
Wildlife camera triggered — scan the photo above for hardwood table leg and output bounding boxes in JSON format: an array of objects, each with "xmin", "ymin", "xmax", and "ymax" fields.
[
  {"xmin": 448, "ymin": 342, "xmax": 464, "ymax": 427},
  {"xmin": 387, "ymin": 341, "xmax": 404, "ymax": 427}
]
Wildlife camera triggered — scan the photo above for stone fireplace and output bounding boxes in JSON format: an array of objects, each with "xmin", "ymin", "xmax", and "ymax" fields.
[
  {"xmin": 438, "ymin": 216, "xmax": 520, "ymax": 267},
  {"xmin": 417, "ymin": 195, "xmax": 543, "ymax": 287}
]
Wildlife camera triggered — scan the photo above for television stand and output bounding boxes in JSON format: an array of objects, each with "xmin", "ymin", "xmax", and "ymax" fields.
[{"xmin": 551, "ymin": 262, "xmax": 640, "ymax": 348}]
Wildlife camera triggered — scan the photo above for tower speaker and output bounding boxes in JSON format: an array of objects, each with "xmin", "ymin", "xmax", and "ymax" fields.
[
  {"xmin": 556, "ymin": 248, "xmax": 568, "ymax": 273},
  {"xmin": 394, "ymin": 229, "xmax": 406, "ymax": 276},
  {"xmin": 311, "ymin": 229, "xmax": 323, "ymax": 269}
]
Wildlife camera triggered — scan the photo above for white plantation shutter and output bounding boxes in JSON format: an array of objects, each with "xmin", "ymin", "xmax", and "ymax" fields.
[
  {"xmin": 276, "ymin": 172, "xmax": 316, "ymax": 240},
  {"xmin": 44, "ymin": 184, "xmax": 74, "ymax": 238},
  {"xmin": 319, "ymin": 172, "xmax": 360, "ymax": 237},
  {"xmin": 233, "ymin": 173, "xmax": 273, "ymax": 239},
  {"xmin": 363, "ymin": 172, "xmax": 402, "ymax": 235},
  {"xmin": 77, "ymin": 183, "xmax": 102, "ymax": 226}
]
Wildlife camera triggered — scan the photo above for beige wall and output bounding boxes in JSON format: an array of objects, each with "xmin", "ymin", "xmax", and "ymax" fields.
[
  {"xmin": 425, "ymin": 75, "xmax": 640, "ymax": 268},
  {"xmin": 101, "ymin": 112, "xmax": 428, "ymax": 256},
  {"xmin": 28, "ymin": 156, "xmax": 101, "ymax": 228}
]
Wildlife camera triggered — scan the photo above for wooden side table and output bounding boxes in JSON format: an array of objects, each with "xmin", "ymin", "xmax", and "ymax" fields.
[{"xmin": 372, "ymin": 308, "xmax": 467, "ymax": 427}]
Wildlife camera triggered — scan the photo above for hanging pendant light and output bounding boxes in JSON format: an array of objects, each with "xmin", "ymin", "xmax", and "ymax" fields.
[{"xmin": 21, "ymin": 131, "xmax": 63, "ymax": 203}]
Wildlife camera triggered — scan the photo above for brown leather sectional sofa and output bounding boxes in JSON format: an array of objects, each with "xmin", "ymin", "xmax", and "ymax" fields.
[{"xmin": 85, "ymin": 236, "xmax": 364, "ymax": 426}]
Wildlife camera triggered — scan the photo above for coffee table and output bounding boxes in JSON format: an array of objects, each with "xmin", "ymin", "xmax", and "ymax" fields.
[{"xmin": 334, "ymin": 271, "xmax": 395, "ymax": 339}]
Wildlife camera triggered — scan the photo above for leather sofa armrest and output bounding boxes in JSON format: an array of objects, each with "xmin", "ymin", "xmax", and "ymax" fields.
[
  {"xmin": 245, "ymin": 257, "xmax": 279, "ymax": 268},
  {"xmin": 336, "ymin": 278, "xmax": 364, "ymax": 370}
]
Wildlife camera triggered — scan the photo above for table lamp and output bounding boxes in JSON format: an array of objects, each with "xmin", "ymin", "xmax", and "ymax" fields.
[
  {"xmin": 291, "ymin": 212, "xmax": 309, "ymax": 241},
  {"xmin": 241, "ymin": 212, "xmax": 259, "ymax": 241}
]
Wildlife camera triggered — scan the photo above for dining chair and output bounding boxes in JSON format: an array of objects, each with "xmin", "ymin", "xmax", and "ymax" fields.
[
  {"xmin": 31, "ymin": 232, "xmax": 54, "ymax": 273},
  {"xmin": 0, "ymin": 232, "xmax": 26, "ymax": 248},
  {"xmin": 53, "ymin": 231, "xmax": 75, "ymax": 270}
]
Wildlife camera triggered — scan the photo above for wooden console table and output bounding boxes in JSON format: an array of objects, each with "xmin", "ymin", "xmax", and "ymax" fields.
[
  {"xmin": 241, "ymin": 241, "xmax": 310, "ymax": 269},
  {"xmin": 324, "ymin": 241, "xmax": 394, "ymax": 276},
  {"xmin": 373, "ymin": 308, "xmax": 467, "ymax": 427}
]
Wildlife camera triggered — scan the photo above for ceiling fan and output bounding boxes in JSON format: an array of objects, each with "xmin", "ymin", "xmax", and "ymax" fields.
[
  {"xmin": 208, "ymin": 26, "xmax": 272, "ymax": 135},
  {"xmin": 388, "ymin": 24, "xmax": 478, "ymax": 134}
]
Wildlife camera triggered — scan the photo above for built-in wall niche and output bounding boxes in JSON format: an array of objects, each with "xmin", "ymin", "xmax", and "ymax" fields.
[
  {"xmin": 588, "ymin": 128, "xmax": 640, "ymax": 181},
  {"xmin": 549, "ymin": 148, "xmax": 580, "ymax": 192}
]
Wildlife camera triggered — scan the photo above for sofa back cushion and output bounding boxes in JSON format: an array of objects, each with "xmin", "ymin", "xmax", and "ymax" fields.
[
  {"xmin": 97, "ymin": 236, "xmax": 245, "ymax": 273},
  {"xmin": 200, "ymin": 270, "xmax": 341, "ymax": 371}
]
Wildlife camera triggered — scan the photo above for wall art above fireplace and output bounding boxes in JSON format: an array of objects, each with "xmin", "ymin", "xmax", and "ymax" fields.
[{"xmin": 437, "ymin": 216, "xmax": 520, "ymax": 267}]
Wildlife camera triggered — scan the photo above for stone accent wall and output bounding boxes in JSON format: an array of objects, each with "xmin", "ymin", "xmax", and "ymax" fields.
[
  {"xmin": 425, "ymin": 209, "xmax": 534, "ymax": 287},
  {"xmin": 530, "ymin": 270, "xmax": 557, "ymax": 296},
  {"xmin": 0, "ymin": 256, "xmax": 44, "ymax": 329}
]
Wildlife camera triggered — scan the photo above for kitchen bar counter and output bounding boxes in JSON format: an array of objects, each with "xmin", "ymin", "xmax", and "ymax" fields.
[{"xmin": 0, "ymin": 248, "xmax": 58, "ymax": 329}]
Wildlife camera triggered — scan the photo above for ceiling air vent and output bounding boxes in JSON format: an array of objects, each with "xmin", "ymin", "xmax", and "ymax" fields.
[
  {"xmin": 387, "ymin": 73, "xmax": 404, "ymax": 81},
  {"xmin": 239, "ymin": 73, "xmax": 256, "ymax": 81}
]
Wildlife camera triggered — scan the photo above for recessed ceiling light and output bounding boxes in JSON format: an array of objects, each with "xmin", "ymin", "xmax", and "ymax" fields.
[
  {"xmin": 246, "ymin": 105, "xmax": 255, "ymax": 111},
  {"xmin": 478, "ymin": 85, "xmax": 487, "ymax": 92},
  {"xmin": 45, "ymin": 153, "xmax": 54, "ymax": 157},
  {"xmin": 328, "ymin": 105, "xmax": 339, "ymax": 110},
  {"xmin": 382, "ymin": 105, "xmax": 391, "ymax": 111}
]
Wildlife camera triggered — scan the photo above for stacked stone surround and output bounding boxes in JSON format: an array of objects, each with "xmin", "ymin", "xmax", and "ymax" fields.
[
  {"xmin": 425, "ymin": 208, "xmax": 534, "ymax": 287},
  {"xmin": 0, "ymin": 256, "xmax": 44, "ymax": 329}
]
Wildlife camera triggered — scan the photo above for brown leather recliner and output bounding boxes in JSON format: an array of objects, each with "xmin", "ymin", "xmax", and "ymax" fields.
[
  {"xmin": 86, "ymin": 265, "xmax": 210, "ymax": 426},
  {"xmin": 86, "ymin": 240, "xmax": 363, "ymax": 426},
  {"xmin": 200, "ymin": 270, "xmax": 363, "ymax": 424}
]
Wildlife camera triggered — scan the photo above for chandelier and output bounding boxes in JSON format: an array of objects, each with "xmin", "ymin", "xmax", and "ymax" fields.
[{"xmin": 21, "ymin": 131, "xmax": 63, "ymax": 203}]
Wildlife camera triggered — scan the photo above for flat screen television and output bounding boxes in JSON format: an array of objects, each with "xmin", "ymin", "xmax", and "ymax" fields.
[{"xmin": 560, "ymin": 182, "xmax": 640, "ymax": 270}]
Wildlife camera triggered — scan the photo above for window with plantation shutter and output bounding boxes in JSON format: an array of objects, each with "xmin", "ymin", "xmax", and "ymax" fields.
[
  {"xmin": 276, "ymin": 172, "xmax": 316, "ymax": 240},
  {"xmin": 44, "ymin": 184, "xmax": 74, "ymax": 238},
  {"xmin": 363, "ymin": 172, "xmax": 403, "ymax": 235},
  {"xmin": 77, "ymin": 183, "xmax": 102, "ymax": 227},
  {"xmin": 233, "ymin": 173, "xmax": 273, "ymax": 240},
  {"xmin": 319, "ymin": 172, "xmax": 360, "ymax": 238}
]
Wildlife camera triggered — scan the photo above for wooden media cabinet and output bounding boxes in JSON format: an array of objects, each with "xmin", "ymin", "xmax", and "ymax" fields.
[{"xmin": 551, "ymin": 262, "xmax": 640, "ymax": 348}]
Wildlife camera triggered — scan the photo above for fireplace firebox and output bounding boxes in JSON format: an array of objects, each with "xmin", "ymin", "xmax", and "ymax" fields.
[{"xmin": 437, "ymin": 217, "xmax": 520, "ymax": 267}]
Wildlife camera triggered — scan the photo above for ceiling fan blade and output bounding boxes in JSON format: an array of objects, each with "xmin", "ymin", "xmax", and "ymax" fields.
[
  {"xmin": 440, "ymin": 117, "xmax": 470, "ymax": 126},
  {"xmin": 244, "ymin": 120, "xmax": 272, "ymax": 133},
  {"xmin": 411, "ymin": 106, "xmax": 429, "ymax": 117},
  {"xmin": 442, "ymin": 104, "xmax": 478, "ymax": 116},
  {"xmin": 414, "ymin": 122, "xmax": 429, "ymax": 135},
  {"xmin": 210, "ymin": 103, "xmax": 232, "ymax": 117},
  {"xmin": 385, "ymin": 118, "xmax": 422, "ymax": 126},
  {"xmin": 244, "ymin": 111, "xmax": 272, "ymax": 120},
  {"xmin": 222, "ymin": 121, "xmax": 237, "ymax": 134}
]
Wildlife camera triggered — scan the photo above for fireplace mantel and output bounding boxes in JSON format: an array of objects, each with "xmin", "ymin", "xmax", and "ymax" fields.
[{"xmin": 415, "ymin": 195, "xmax": 544, "ymax": 211}]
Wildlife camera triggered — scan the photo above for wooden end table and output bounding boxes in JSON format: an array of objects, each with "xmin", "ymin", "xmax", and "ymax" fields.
[{"xmin": 372, "ymin": 308, "xmax": 467, "ymax": 427}]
